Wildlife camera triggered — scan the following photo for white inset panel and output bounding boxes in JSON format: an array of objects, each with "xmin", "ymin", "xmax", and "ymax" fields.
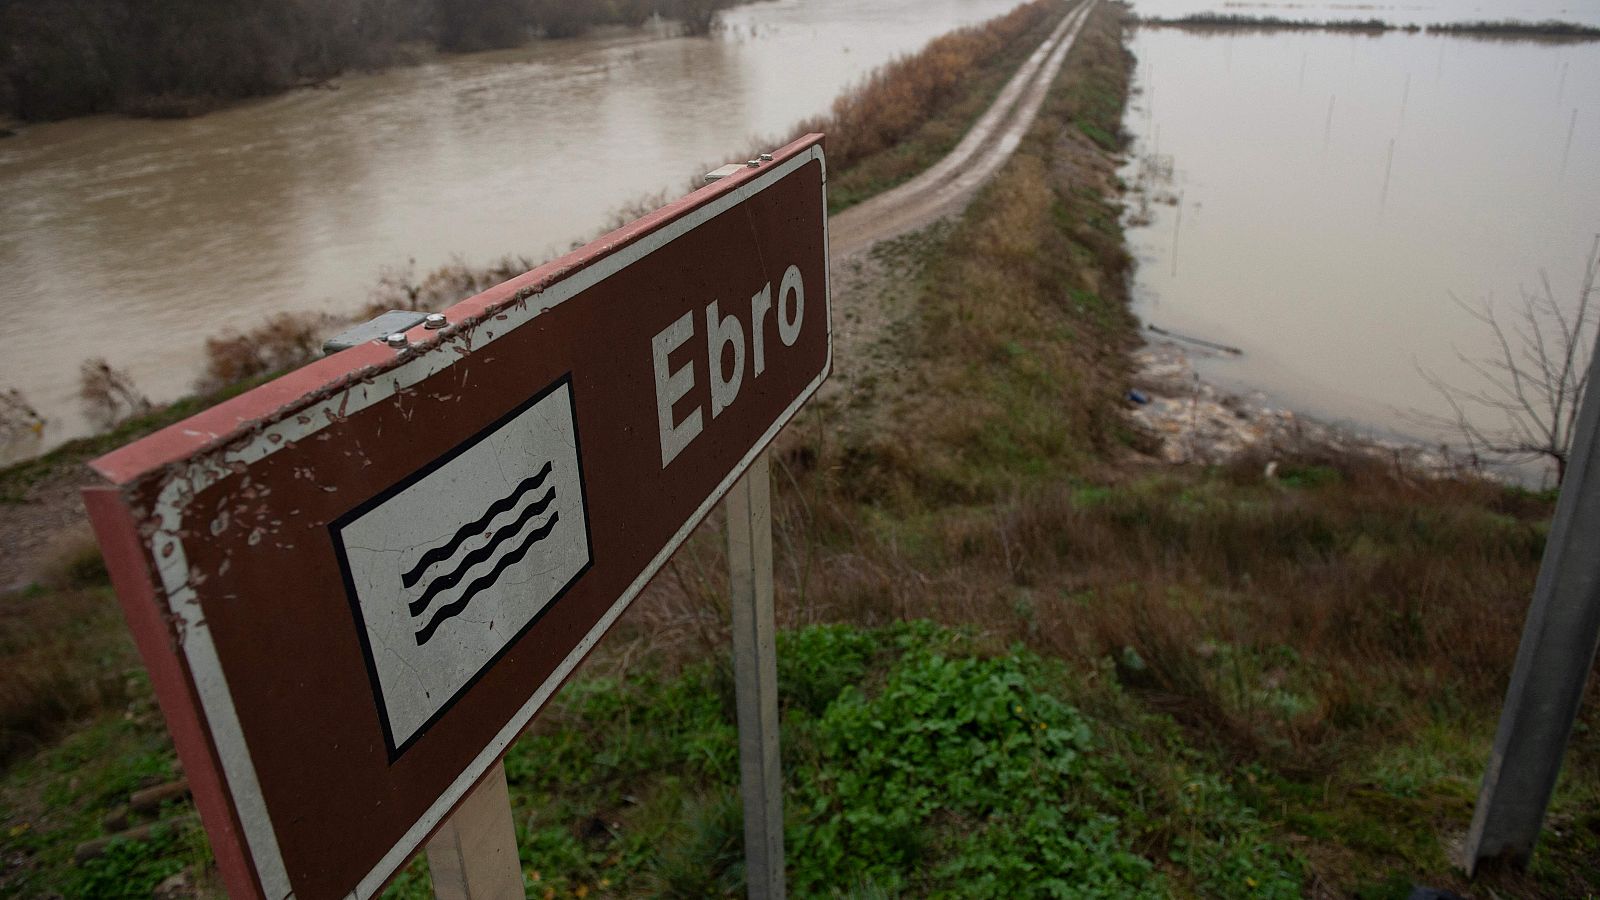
[{"xmin": 332, "ymin": 378, "xmax": 591, "ymax": 753}]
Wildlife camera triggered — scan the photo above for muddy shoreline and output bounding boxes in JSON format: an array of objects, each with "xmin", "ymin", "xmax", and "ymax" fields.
[{"xmin": 1128, "ymin": 336, "xmax": 1468, "ymax": 476}]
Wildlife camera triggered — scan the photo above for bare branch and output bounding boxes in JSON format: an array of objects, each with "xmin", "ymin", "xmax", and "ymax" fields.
[{"xmin": 1426, "ymin": 235, "xmax": 1600, "ymax": 483}]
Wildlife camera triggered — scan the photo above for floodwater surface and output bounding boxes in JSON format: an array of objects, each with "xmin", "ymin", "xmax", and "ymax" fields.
[
  {"xmin": 1131, "ymin": 0, "xmax": 1600, "ymax": 27},
  {"xmin": 0, "ymin": 0, "xmax": 1028, "ymax": 456},
  {"xmin": 1121, "ymin": 22, "xmax": 1600, "ymax": 477}
]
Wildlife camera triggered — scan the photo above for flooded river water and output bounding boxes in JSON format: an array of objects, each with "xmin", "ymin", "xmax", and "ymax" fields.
[
  {"xmin": 0, "ymin": 0, "xmax": 1027, "ymax": 456},
  {"xmin": 5, "ymin": 0, "xmax": 1600, "ymax": 474},
  {"xmin": 1121, "ymin": 8, "xmax": 1600, "ymax": 480}
]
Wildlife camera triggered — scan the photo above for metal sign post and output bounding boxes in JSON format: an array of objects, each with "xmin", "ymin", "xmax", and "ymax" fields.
[
  {"xmin": 83, "ymin": 134, "xmax": 829, "ymax": 899},
  {"xmin": 1466, "ymin": 332, "xmax": 1600, "ymax": 874},
  {"xmin": 726, "ymin": 451, "xmax": 786, "ymax": 900},
  {"xmin": 423, "ymin": 763, "xmax": 523, "ymax": 898}
]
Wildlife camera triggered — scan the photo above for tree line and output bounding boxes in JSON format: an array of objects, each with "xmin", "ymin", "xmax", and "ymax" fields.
[{"xmin": 0, "ymin": 0, "xmax": 732, "ymax": 122}]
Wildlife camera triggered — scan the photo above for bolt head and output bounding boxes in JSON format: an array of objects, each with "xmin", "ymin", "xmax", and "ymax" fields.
[
  {"xmin": 746, "ymin": 159, "xmax": 760, "ymax": 167},
  {"xmin": 759, "ymin": 153, "xmax": 773, "ymax": 161},
  {"xmin": 384, "ymin": 333, "xmax": 409, "ymax": 349},
  {"xmin": 424, "ymin": 313, "xmax": 447, "ymax": 329}
]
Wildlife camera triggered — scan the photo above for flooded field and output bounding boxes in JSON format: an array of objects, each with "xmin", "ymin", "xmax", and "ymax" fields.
[
  {"xmin": 0, "ymin": 0, "xmax": 1027, "ymax": 456},
  {"xmin": 1121, "ymin": 21, "xmax": 1600, "ymax": 479},
  {"xmin": 1131, "ymin": 0, "xmax": 1600, "ymax": 28}
]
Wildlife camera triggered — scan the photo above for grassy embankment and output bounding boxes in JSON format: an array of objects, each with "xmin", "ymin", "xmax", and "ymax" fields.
[
  {"xmin": 1137, "ymin": 13, "xmax": 1600, "ymax": 40},
  {"xmin": 2, "ymin": 1, "xmax": 1596, "ymax": 895}
]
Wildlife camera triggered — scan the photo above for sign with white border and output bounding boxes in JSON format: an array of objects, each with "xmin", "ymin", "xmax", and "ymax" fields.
[{"xmin": 84, "ymin": 134, "xmax": 829, "ymax": 900}]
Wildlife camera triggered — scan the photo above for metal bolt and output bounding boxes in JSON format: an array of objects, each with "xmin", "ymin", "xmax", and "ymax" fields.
[
  {"xmin": 746, "ymin": 159, "xmax": 760, "ymax": 168},
  {"xmin": 759, "ymin": 153, "xmax": 773, "ymax": 162},
  {"xmin": 384, "ymin": 333, "xmax": 409, "ymax": 350},
  {"xmin": 424, "ymin": 313, "xmax": 447, "ymax": 330}
]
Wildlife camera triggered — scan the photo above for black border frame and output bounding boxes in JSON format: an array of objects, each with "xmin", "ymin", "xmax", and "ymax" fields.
[{"xmin": 329, "ymin": 373, "xmax": 595, "ymax": 763}]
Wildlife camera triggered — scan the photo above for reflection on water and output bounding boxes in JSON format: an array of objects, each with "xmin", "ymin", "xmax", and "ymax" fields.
[
  {"xmin": 0, "ymin": 0, "xmax": 1026, "ymax": 455},
  {"xmin": 1120, "ymin": 24, "xmax": 1600, "ymax": 478}
]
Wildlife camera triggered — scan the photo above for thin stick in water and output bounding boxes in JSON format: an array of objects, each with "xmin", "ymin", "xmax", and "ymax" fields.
[
  {"xmin": 1560, "ymin": 108, "xmax": 1577, "ymax": 180},
  {"xmin": 1399, "ymin": 72, "xmax": 1411, "ymax": 129},
  {"xmin": 1171, "ymin": 191, "xmax": 1183, "ymax": 278},
  {"xmin": 1324, "ymin": 95, "xmax": 1336, "ymax": 151},
  {"xmin": 1379, "ymin": 137, "xmax": 1396, "ymax": 215}
]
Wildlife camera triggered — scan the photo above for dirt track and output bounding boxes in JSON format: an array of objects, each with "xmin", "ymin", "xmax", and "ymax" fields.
[
  {"xmin": 829, "ymin": 0, "xmax": 1097, "ymax": 259},
  {"xmin": 822, "ymin": 0, "xmax": 1098, "ymax": 403}
]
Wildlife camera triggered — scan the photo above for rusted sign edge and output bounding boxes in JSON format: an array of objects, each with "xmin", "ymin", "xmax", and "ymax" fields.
[{"xmin": 85, "ymin": 135, "xmax": 829, "ymax": 900}]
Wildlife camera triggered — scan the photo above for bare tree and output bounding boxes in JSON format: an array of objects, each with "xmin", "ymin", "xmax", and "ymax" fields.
[{"xmin": 1421, "ymin": 234, "xmax": 1600, "ymax": 484}]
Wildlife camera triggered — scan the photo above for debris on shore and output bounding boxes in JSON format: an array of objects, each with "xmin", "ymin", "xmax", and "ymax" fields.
[{"xmin": 1129, "ymin": 339, "xmax": 1469, "ymax": 478}]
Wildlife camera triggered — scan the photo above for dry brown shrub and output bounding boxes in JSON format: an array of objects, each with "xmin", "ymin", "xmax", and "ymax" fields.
[
  {"xmin": 0, "ymin": 587, "xmax": 136, "ymax": 764},
  {"xmin": 195, "ymin": 311, "xmax": 332, "ymax": 394},
  {"xmin": 0, "ymin": 388, "xmax": 45, "ymax": 442},
  {"xmin": 363, "ymin": 255, "xmax": 535, "ymax": 318},
  {"xmin": 78, "ymin": 357, "xmax": 151, "ymax": 429}
]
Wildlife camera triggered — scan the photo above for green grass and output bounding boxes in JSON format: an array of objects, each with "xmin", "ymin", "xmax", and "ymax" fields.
[
  {"xmin": 0, "ymin": 706, "xmax": 207, "ymax": 897},
  {"xmin": 373, "ymin": 622, "xmax": 1303, "ymax": 898}
]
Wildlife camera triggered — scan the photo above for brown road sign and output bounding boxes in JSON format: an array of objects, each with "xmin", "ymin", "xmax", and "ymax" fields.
[{"xmin": 82, "ymin": 134, "xmax": 829, "ymax": 900}]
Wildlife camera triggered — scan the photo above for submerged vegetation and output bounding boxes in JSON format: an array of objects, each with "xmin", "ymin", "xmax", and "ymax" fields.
[
  {"xmin": 3, "ymin": 1, "xmax": 1598, "ymax": 897},
  {"xmin": 1139, "ymin": 14, "xmax": 1397, "ymax": 33},
  {"xmin": 1138, "ymin": 13, "xmax": 1600, "ymax": 40},
  {"xmin": 1430, "ymin": 19, "xmax": 1600, "ymax": 39}
]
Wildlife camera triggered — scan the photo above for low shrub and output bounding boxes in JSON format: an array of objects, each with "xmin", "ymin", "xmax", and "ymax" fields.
[{"xmin": 195, "ymin": 311, "xmax": 331, "ymax": 394}]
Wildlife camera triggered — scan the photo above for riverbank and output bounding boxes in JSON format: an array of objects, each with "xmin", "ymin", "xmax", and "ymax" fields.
[
  {"xmin": 1128, "ymin": 338, "xmax": 1467, "ymax": 475},
  {"xmin": 3, "ymin": 2, "xmax": 1596, "ymax": 896},
  {"xmin": 0, "ymin": 0, "xmax": 745, "ymax": 123},
  {"xmin": 1136, "ymin": 13, "xmax": 1600, "ymax": 40}
]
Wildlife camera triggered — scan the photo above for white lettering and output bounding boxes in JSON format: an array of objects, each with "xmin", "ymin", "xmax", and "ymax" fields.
[
  {"xmin": 652, "ymin": 311, "xmax": 702, "ymax": 468},
  {"xmin": 750, "ymin": 283, "xmax": 773, "ymax": 377},
  {"xmin": 706, "ymin": 300, "xmax": 746, "ymax": 418},
  {"xmin": 649, "ymin": 264, "xmax": 807, "ymax": 466},
  {"xmin": 778, "ymin": 265, "xmax": 804, "ymax": 347}
]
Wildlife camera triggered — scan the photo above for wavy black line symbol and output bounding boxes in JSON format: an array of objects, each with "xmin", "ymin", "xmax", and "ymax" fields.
[
  {"xmin": 406, "ymin": 487, "xmax": 557, "ymax": 617},
  {"xmin": 400, "ymin": 460, "xmax": 554, "ymax": 589},
  {"xmin": 414, "ymin": 513, "xmax": 561, "ymax": 646},
  {"xmin": 403, "ymin": 460, "xmax": 564, "ymax": 647}
]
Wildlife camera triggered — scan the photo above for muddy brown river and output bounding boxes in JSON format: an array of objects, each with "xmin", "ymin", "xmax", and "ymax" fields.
[
  {"xmin": 1121, "ymin": 3, "xmax": 1600, "ymax": 481},
  {"xmin": 3, "ymin": 0, "xmax": 1599, "ymax": 473},
  {"xmin": 0, "ymin": 0, "xmax": 1030, "ymax": 458}
]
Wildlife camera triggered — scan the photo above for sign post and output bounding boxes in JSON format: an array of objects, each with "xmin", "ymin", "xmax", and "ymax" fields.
[
  {"xmin": 424, "ymin": 763, "xmax": 522, "ymax": 898},
  {"xmin": 83, "ymin": 134, "xmax": 829, "ymax": 899},
  {"xmin": 726, "ymin": 451, "xmax": 786, "ymax": 900},
  {"xmin": 1465, "ymin": 333, "xmax": 1600, "ymax": 874}
]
